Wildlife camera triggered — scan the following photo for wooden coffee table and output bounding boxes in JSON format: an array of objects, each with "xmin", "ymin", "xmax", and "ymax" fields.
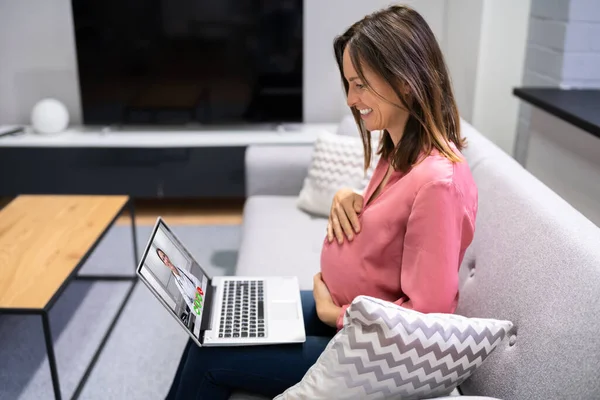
[{"xmin": 0, "ymin": 195, "xmax": 139, "ymax": 400}]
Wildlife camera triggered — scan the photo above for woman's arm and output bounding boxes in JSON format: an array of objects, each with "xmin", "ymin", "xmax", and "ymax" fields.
[
  {"xmin": 318, "ymin": 302, "xmax": 342, "ymax": 328},
  {"xmin": 313, "ymin": 273, "xmax": 342, "ymax": 328},
  {"xmin": 396, "ymin": 179, "xmax": 471, "ymax": 313},
  {"xmin": 333, "ymin": 179, "xmax": 474, "ymax": 330}
]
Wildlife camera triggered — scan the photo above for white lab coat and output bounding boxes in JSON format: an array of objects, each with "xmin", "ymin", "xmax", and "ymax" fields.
[{"xmin": 172, "ymin": 265, "xmax": 203, "ymax": 312}]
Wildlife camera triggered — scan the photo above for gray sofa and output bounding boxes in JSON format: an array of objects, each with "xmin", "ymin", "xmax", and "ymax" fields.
[{"xmin": 231, "ymin": 120, "xmax": 600, "ymax": 399}]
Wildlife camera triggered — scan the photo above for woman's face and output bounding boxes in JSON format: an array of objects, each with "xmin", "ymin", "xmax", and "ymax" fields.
[
  {"xmin": 158, "ymin": 251, "xmax": 171, "ymax": 266},
  {"xmin": 342, "ymin": 46, "xmax": 406, "ymax": 133}
]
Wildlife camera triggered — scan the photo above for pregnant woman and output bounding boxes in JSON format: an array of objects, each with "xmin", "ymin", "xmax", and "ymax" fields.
[{"xmin": 166, "ymin": 5, "xmax": 478, "ymax": 399}]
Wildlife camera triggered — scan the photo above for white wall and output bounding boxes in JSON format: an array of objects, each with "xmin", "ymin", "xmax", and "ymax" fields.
[
  {"xmin": 471, "ymin": 0, "xmax": 532, "ymax": 155},
  {"xmin": 0, "ymin": 0, "xmax": 82, "ymax": 125},
  {"xmin": 0, "ymin": 0, "xmax": 448, "ymax": 126},
  {"xmin": 515, "ymin": 0, "xmax": 600, "ymax": 228},
  {"xmin": 526, "ymin": 108, "xmax": 600, "ymax": 227},
  {"xmin": 303, "ymin": 0, "xmax": 448, "ymax": 123},
  {"xmin": 515, "ymin": 0, "xmax": 600, "ymax": 165},
  {"xmin": 443, "ymin": 0, "xmax": 484, "ymax": 123}
]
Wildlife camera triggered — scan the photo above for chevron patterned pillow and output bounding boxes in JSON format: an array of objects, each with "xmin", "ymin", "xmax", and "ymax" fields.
[
  {"xmin": 297, "ymin": 131, "xmax": 380, "ymax": 217},
  {"xmin": 275, "ymin": 296, "xmax": 513, "ymax": 400}
]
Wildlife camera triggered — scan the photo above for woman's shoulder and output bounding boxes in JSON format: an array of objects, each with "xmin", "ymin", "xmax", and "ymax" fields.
[
  {"xmin": 410, "ymin": 148, "xmax": 456, "ymax": 183},
  {"xmin": 409, "ymin": 145, "xmax": 475, "ymax": 194}
]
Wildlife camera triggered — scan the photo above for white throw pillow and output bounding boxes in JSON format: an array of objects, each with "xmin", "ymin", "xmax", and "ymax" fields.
[
  {"xmin": 275, "ymin": 296, "xmax": 513, "ymax": 400},
  {"xmin": 297, "ymin": 131, "xmax": 379, "ymax": 217}
]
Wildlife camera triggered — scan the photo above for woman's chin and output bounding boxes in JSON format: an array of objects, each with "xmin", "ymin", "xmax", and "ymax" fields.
[{"xmin": 364, "ymin": 122, "xmax": 383, "ymax": 132}]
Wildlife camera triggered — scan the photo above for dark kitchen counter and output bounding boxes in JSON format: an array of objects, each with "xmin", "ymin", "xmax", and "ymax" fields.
[{"xmin": 513, "ymin": 88, "xmax": 600, "ymax": 139}]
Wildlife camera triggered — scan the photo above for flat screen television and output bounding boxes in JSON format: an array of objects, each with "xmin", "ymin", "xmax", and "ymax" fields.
[{"xmin": 71, "ymin": 0, "xmax": 303, "ymax": 126}]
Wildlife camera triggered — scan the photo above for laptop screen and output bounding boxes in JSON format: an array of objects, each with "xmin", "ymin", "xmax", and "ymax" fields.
[{"xmin": 137, "ymin": 218, "xmax": 210, "ymax": 342}]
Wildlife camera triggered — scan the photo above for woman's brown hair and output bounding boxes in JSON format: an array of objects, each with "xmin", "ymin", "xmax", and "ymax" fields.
[{"xmin": 334, "ymin": 4, "xmax": 465, "ymax": 173}]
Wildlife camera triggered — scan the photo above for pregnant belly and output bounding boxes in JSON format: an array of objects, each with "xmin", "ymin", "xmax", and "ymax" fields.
[
  {"xmin": 320, "ymin": 238, "xmax": 371, "ymax": 306},
  {"xmin": 320, "ymin": 235, "xmax": 404, "ymax": 307}
]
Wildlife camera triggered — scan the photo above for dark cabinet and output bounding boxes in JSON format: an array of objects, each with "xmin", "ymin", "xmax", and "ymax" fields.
[{"xmin": 0, "ymin": 146, "xmax": 246, "ymax": 198}]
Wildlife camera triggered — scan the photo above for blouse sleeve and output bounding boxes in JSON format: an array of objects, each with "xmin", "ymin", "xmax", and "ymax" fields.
[{"xmin": 395, "ymin": 179, "xmax": 469, "ymax": 313}]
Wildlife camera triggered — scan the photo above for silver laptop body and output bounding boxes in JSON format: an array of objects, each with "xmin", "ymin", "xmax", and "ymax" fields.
[{"xmin": 136, "ymin": 217, "xmax": 306, "ymax": 347}]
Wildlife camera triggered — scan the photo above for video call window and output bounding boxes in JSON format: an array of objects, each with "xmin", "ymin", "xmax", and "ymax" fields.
[{"xmin": 139, "ymin": 223, "xmax": 208, "ymax": 336}]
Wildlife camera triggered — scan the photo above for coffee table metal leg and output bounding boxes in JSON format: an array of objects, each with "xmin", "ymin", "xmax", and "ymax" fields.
[
  {"xmin": 42, "ymin": 311, "xmax": 62, "ymax": 400},
  {"xmin": 128, "ymin": 199, "xmax": 139, "ymax": 267}
]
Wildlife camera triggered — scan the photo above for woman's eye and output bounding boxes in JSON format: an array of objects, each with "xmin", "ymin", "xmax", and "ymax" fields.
[{"xmin": 356, "ymin": 83, "xmax": 365, "ymax": 89}]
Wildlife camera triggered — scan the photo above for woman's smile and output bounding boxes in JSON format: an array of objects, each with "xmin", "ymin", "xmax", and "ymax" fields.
[{"xmin": 358, "ymin": 107, "xmax": 373, "ymax": 118}]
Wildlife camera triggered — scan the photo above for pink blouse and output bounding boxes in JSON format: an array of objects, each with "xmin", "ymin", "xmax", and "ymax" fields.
[{"xmin": 320, "ymin": 144, "xmax": 478, "ymax": 329}]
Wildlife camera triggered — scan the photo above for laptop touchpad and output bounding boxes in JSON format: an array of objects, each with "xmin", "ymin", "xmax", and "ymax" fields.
[{"xmin": 270, "ymin": 301, "xmax": 299, "ymax": 320}]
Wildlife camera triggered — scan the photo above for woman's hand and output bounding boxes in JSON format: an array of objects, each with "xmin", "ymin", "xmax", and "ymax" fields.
[
  {"xmin": 328, "ymin": 188, "xmax": 364, "ymax": 244},
  {"xmin": 313, "ymin": 273, "xmax": 341, "ymax": 328}
]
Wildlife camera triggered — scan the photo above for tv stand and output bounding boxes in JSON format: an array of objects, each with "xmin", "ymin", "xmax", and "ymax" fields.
[
  {"xmin": 0, "ymin": 124, "xmax": 335, "ymax": 199},
  {"xmin": 79, "ymin": 122, "xmax": 310, "ymax": 134}
]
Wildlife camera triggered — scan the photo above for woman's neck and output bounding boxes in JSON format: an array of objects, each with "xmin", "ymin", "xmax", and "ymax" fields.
[{"xmin": 386, "ymin": 113, "xmax": 410, "ymax": 146}]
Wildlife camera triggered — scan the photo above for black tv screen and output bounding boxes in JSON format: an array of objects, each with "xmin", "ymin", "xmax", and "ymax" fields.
[{"xmin": 72, "ymin": 0, "xmax": 303, "ymax": 126}]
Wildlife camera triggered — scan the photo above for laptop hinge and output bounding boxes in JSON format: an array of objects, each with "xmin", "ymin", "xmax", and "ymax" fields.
[{"xmin": 200, "ymin": 282, "xmax": 216, "ymax": 332}]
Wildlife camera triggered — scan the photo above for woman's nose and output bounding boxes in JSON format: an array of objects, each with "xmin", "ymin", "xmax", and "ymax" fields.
[
  {"xmin": 346, "ymin": 87, "xmax": 358, "ymax": 107},
  {"xmin": 347, "ymin": 91, "xmax": 358, "ymax": 107}
]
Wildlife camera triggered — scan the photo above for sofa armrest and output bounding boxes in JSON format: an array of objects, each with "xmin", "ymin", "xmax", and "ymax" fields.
[{"xmin": 245, "ymin": 144, "xmax": 314, "ymax": 197}]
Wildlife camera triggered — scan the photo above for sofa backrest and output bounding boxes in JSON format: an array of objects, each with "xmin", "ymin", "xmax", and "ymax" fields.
[{"xmin": 457, "ymin": 121, "xmax": 600, "ymax": 399}]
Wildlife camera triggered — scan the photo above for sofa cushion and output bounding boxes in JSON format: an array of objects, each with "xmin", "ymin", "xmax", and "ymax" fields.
[
  {"xmin": 245, "ymin": 145, "xmax": 314, "ymax": 197},
  {"xmin": 297, "ymin": 131, "xmax": 379, "ymax": 217},
  {"xmin": 455, "ymin": 154, "xmax": 600, "ymax": 399},
  {"xmin": 275, "ymin": 296, "xmax": 512, "ymax": 400},
  {"xmin": 235, "ymin": 196, "xmax": 328, "ymax": 290}
]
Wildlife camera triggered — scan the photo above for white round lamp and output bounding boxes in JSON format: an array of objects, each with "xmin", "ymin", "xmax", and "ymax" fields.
[{"xmin": 31, "ymin": 98, "xmax": 70, "ymax": 135}]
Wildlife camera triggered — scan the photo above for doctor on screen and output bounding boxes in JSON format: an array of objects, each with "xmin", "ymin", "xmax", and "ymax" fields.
[{"xmin": 156, "ymin": 248, "xmax": 202, "ymax": 312}]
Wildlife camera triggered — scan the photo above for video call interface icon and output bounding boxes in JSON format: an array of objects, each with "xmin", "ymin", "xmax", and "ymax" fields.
[{"xmin": 194, "ymin": 287, "xmax": 204, "ymax": 315}]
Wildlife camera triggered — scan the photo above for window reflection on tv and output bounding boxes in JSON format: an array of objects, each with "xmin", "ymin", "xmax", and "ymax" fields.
[{"xmin": 72, "ymin": 0, "xmax": 303, "ymax": 126}]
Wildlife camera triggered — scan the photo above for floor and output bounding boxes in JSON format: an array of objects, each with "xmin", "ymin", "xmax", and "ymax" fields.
[
  {"xmin": 1, "ymin": 223, "xmax": 244, "ymax": 400},
  {"xmin": 0, "ymin": 196, "xmax": 246, "ymax": 399}
]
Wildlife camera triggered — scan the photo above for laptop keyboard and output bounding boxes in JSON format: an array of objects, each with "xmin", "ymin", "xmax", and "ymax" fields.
[{"xmin": 219, "ymin": 280, "xmax": 266, "ymax": 339}]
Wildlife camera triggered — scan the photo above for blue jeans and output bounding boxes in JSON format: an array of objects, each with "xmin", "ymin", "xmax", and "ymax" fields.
[{"xmin": 166, "ymin": 291, "xmax": 337, "ymax": 400}]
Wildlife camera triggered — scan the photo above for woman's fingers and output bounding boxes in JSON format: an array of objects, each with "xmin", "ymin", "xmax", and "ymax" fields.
[
  {"xmin": 313, "ymin": 272, "xmax": 321, "ymax": 284},
  {"xmin": 331, "ymin": 211, "xmax": 344, "ymax": 244},
  {"xmin": 335, "ymin": 204, "xmax": 355, "ymax": 240},
  {"xmin": 347, "ymin": 206, "xmax": 361, "ymax": 234},
  {"xmin": 329, "ymin": 190, "xmax": 364, "ymax": 244}
]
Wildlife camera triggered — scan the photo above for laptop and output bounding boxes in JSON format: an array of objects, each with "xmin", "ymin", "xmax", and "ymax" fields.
[{"xmin": 136, "ymin": 217, "xmax": 306, "ymax": 347}]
